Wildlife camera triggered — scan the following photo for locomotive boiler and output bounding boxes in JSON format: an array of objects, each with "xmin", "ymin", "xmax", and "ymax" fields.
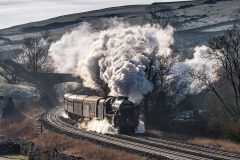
[{"xmin": 64, "ymin": 93, "xmax": 139, "ymax": 133}]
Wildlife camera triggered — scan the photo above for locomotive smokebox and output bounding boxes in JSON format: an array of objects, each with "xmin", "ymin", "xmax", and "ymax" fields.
[{"xmin": 117, "ymin": 96, "xmax": 129, "ymax": 100}]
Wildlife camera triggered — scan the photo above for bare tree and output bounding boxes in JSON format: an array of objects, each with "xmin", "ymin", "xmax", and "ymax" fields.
[
  {"xmin": 188, "ymin": 67, "xmax": 234, "ymax": 117},
  {"xmin": 143, "ymin": 49, "xmax": 157, "ymax": 126},
  {"xmin": 143, "ymin": 48, "xmax": 184, "ymax": 127},
  {"xmin": 18, "ymin": 32, "xmax": 54, "ymax": 73},
  {"xmin": 190, "ymin": 25, "xmax": 240, "ymax": 120},
  {"xmin": 94, "ymin": 66, "xmax": 110, "ymax": 97}
]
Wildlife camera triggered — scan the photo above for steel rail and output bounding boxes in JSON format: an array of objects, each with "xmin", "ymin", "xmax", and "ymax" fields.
[
  {"xmin": 47, "ymin": 109, "xmax": 206, "ymax": 160},
  {"xmin": 111, "ymin": 133, "xmax": 240, "ymax": 160},
  {"xmin": 41, "ymin": 108, "xmax": 240, "ymax": 160}
]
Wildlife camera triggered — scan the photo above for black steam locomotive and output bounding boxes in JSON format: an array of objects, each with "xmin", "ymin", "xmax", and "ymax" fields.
[{"xmin": 64, "ymin": 93, "xmax": 139, "ymax": 133}]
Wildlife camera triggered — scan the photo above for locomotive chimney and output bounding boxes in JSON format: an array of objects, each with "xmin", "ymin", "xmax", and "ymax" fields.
[{"xmin": 117, "ymin": 96, "xmax": 129, "ymax": 100}]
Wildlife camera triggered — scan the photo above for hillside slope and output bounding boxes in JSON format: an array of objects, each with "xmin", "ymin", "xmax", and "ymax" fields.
[{"xmin": 0, "ymin": 0, "xmax": 239, "ymax": 56}]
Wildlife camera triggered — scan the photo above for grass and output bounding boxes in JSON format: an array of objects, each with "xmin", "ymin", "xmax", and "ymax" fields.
[
  {"xmin": 0, "ymin": 119, "xmax": 38, "ymax": 140},
  {"xmin": 0, "ymin": 102, "xmax": 140, "ymax": 160},
  {"xmin": 189, "ymin": 137, "xmax": 240, "ymax": 153},
  {"xmin": 34, "ymin": 132, "xmax": 140, "ymax": 160},
  {"xmin": 146, "ymin": 129, "xmax": 240, "ymax": 154},
  {"xmin": 0, "ymin": 155, "xmax": 28, "ymax": 160},
  {"xmin": 20, "ymin": 101, "xmax": 46, "ymax": 118}
]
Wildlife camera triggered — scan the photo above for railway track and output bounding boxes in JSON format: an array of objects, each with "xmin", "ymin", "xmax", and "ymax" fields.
[{"xmin": 41, "ymin": 107, "xmax": 240, "ymax": 160}]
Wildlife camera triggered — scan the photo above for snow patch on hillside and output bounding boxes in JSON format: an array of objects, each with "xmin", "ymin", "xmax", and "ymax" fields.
[{"xmin": 0, "ymin": 84, "xmax": 40, "ymax": 102}]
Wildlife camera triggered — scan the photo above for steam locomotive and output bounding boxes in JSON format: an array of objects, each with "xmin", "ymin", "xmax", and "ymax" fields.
[{"xmin": 64, "ymin": 93, "xmax": 139, "ymax": 133}]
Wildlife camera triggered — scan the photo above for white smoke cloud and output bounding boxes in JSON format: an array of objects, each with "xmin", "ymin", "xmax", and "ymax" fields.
[
  {"xmin": 49, "ymin": 20, "xmax": 174, "ymax": 102},
  {"xmin": 78, "ymin": 118, "xmax": 145, "ymax": 134},
  {"xmin": 54, "ymin": 82, "xmax": 81, "ymax": 102},
  {"xmin": 135, "ymin": 120, "xmax": 145, "ymax": 133},
  {"xmin": 49, "ymin": 23, "xmax": 96, "ymax": 74},
  {"xmin": 49, "ymin": 19, "xmax": 221, "ymax": 102},
  {"xmin": 61, "ymin": 111, "xmax": 69, "ymax": 119},
  {"xmin": 78, "ymin": 118, "xmax": 118, "ymax": 134},
  {"xmin": 174, "ymin": 45, "xmax": 220, "ymax": 94}
]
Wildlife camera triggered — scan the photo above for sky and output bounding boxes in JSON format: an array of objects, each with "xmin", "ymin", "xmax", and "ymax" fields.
[{"xmin": 0, "ymin": 0, "xmax": 189, "ymax": 29}]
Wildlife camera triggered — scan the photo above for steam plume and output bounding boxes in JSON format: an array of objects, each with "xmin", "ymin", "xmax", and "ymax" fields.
[
  {"xmin": 49, "ymin": 20, "xmax": 220, "ymax": 101},
  {"xmin": 174, "ymin": 45, "xmax": 220, "ymax": 94},
  {"xmin": 78, "ymin": 118, "xmax": 118, "ymax": 134},
  {"xmin": 49, "ymin": 20, "xmax": 174, "ymax": 102}
]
